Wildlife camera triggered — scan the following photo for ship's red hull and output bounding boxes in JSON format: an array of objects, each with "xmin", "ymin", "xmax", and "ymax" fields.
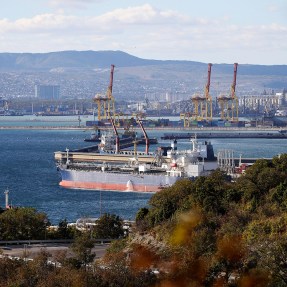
[{"xmin": 60, "ymin": 180, "xmax": 160, "ymax": 192}]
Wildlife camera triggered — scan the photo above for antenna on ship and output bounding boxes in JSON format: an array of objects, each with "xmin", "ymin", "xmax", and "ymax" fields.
[
  {"xmin": 191, "ymin": 134, "xmax": 198, "ymax": 151},
  {"xmin": 65, "ymin": 148, "xmax": 70, "ymax": 165},
  {"xmin": 133, "ymin": 139, "xmax": 138, "ymax": 156}
]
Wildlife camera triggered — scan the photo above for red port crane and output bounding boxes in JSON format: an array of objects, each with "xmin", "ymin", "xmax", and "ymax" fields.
[
  {"xmin": 230, "ymin": 63, "xmax": 239, "ymax": 120},
  {"xmin": 191, "ymin": 63, "xmax": 213, "ymax": 121},
  {"xmin": 217, "ymin": 63, "xmax": 239, "ymax": 121},
  {"xmin": 204, "ymin": 63, "xmax": 213, "ymax": 120},
  {"xmin": 93, "ymin": 64, "xmax": 116, "ymax": 121}
]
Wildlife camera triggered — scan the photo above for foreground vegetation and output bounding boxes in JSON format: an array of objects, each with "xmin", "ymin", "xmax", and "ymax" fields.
[
  {"xmin": 132, "ymin": 154, "xmax": 287, "ymax": 286},
  {"xmin": 1, "ymin": 154, "xmax": 287, "ymax": 286}
]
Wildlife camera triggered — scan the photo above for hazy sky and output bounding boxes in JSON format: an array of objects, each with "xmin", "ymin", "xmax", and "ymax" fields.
[{"xmin": 0, "ymin": 0, "xmax": 286, "ymax": 65}]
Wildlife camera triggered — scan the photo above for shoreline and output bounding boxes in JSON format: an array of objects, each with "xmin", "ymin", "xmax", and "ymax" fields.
[{"xmin": 0, "ymin": 126, "xmax": 85, "ymax": 130}]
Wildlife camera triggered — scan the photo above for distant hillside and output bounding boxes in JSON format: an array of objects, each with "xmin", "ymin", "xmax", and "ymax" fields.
[
  {"xmin": 0, "ymin": 50, "xmax": 174, "ymax": 71},
  {"xmin": 0, "ymin": 50, "xmax": 286, "ymax": 99},
  {"xmin": 0, "ymin": 50, "xmax": 286, "ymax": 76}
]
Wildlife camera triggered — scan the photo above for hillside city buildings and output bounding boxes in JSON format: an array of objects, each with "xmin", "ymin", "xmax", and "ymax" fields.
[{"xmin": 0, "ymin": 69, "xmax": 286, "ymax": 126}]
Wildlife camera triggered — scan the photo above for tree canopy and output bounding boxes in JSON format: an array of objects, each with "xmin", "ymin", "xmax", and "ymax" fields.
[
  {"xmin": 0, "ymin": 207, "xmax": 48, "ymax": 240},
  {"xmin": 128, "ymin": 154, "xmax": 287, "ymax": 286},
  {"xmin": 92, "ymin": 213, "xmax": 124, "ymax": 239}
]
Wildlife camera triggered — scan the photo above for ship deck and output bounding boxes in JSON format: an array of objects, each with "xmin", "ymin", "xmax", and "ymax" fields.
[{"xmin": 55, "ymin": 150, "xmax": 167, "ymax": 164}]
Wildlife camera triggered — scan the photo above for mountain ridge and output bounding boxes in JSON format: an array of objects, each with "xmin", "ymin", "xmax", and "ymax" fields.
[{"xmin": 0, "ymin": 50, "xmax": 286, "ymax": 77}]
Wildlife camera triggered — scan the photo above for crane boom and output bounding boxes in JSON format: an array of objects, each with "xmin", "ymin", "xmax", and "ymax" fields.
[
  {"xmin": 137, "ymin": 119, "xmax": 149, "ymax": 154},
  {"xmin": 109, "ymin": 112, "xmax": 119, "ymax": 153},
  {"xmin": 231, "ymin": 63, "xmax": 238, "ymax": 98},
  {"xmin": 108, "ymin": 64, "xmax": 115, "ymax": 97},
  {"xmin": 205, "ymin": 63, "xmax": 212, "ymax": 98}
]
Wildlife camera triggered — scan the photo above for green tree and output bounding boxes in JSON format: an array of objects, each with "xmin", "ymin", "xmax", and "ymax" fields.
[
  {"xmin": 269, "ymin": 182, "xmax": 287, "ymax": 211},
  {"xmin": 71, "ymin": 233, "xmax": 95, "ymax": 269},
  {"xmin": 147, "ymin": 178, "xmax": 194, "ymax": 226},
  {"xmin": 106, "ymin": 238, "xmax": 128, "ymax": 255},
  {"xmin": 0, "ymin": 207, "xmax": 4, "ymax": 215},
  {"xmin": 272, "ymin": 153, "xmax": 287, "ymax": 173},
  {"xmin": 0, "ymin": 207, "xmax": 49, "ymax": 240},
  {"xmin": 0, "ymin": 255, "xmax": 22, "ymax": 285},
  {"xmin": 244, "ymin": 159, "xmax": 271, "ymax": 183},
  {"xmin": 235, "ymin": 176, "xmax": 261, "ymax": 210},
  {"xmin": 92, "ymin": 213, "xmax": 124, "ymax": 239},
  {"xmin": 190, "ymin": 169, "xmax": 229, "ymax": 214},
  {"xmin": 57, "ymin": 218, "xmax": 77, "ymax": 239},
  {"xmin": 135, "ymin": 207, "xmax": 150, "ymax": 231},
  {"xmin": 136, "ymin": 207, "xmax": 149, "ymax": 222},
  {"xmin": 256, "ymin": 167, "xmax": 283, "ymax": 193},
  {"xmin": 257, "ymin": 238, "xmax": 287, "ymax": 286}
]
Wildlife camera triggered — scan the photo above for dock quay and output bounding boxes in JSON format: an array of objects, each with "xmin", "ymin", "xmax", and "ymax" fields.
[
  {"xmin": 0, "ymin": 126, "xmax": 285, "ymax": 131},
  {"xmin": 233, "ymin": 157, "xmax": 271, "ymax": 165},
  {"xmin": 161, "ymin": 131, "xmax": 287, "ymax": 140}
]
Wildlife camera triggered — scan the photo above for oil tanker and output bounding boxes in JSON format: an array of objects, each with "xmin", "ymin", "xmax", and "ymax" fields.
[{"xmin": 55, "ymin": 137, "xmax": 218, "ymax": 193}]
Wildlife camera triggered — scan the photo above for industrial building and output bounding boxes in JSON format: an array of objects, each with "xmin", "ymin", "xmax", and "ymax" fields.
[{"xmin": 35, "ymin": 85, "xmax": 60, "ymax": 100}]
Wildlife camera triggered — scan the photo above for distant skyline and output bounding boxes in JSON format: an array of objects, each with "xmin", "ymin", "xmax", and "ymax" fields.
[{"xmin": 0, "ymin": 0, "xmax": 286, "ymax": 65}]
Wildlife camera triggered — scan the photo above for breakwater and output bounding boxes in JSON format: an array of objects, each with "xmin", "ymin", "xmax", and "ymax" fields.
[
  {"xmin": 0, "ymin": 125, "xmax": 284, "ymax": 131},
  {"xmin": 161, "ymin": 131, "xmax": 287, "ymax": 140}
]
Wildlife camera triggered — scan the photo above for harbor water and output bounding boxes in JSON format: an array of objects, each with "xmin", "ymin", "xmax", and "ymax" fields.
[{"xmin": 0, "ymin": 116, "xmax": 287, "ymax": 224}]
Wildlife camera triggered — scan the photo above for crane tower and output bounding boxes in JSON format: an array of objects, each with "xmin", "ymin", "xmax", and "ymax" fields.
[
  {"xmin": 217, "ymin": 63, "xmax": 239, "ymax": 121},
  {"xmin": 93, "ymin": 64, "xmax": 115, "ymax": 121},
  {"xmin": 191, "ymin": 63, "xmax": 213, "ymax": 121}
]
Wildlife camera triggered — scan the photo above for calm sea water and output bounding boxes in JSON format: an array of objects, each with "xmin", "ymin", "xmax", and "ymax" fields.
[{"xmin": 0, "ymin": 116, "xmax": 286, "ymax": 224}]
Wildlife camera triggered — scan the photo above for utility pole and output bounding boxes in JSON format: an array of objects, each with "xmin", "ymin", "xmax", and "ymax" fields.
[{"xmin": 4, "ymin": 188, "xmax": 9, "ymax": 209}]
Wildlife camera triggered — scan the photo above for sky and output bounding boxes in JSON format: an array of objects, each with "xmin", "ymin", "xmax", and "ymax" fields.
[{"xmin": 0, "ymin": 0, "xmax": 286, "ymax": 65}]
